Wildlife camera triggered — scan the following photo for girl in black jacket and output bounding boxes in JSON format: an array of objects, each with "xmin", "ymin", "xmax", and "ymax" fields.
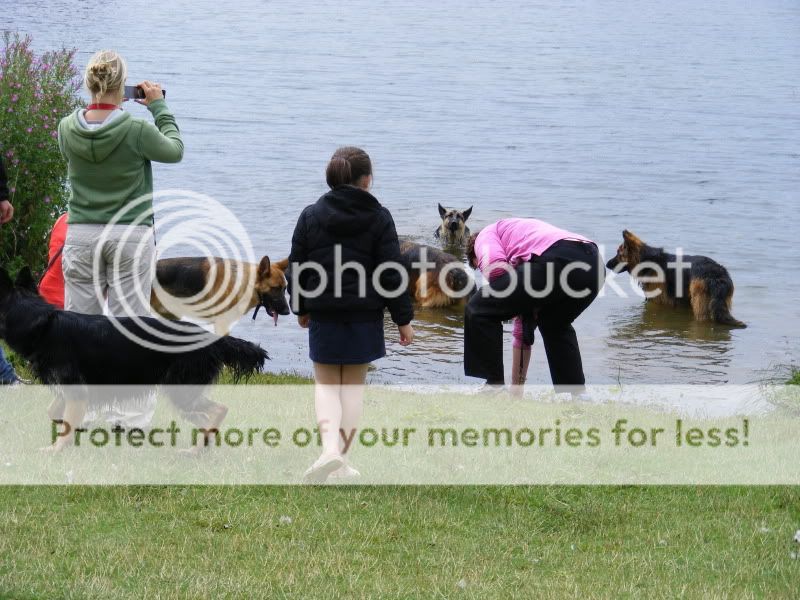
[{"xmin": 289, "ymin": 146, "xmax": 414, "ymax": 482}]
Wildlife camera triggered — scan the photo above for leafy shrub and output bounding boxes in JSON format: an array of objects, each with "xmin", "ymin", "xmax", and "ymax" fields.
[{"xmin": 0, "ymin": 33, "xmax": 81, "ymax": 275}]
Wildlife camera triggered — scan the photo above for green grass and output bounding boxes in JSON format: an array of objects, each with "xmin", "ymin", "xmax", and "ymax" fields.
[
  {"xmin": 1, "ymin": 341, "xmax": 33, "ymax": 381},
  {"xmin": 3, "ymin": 353, "xmax": 799, "ymax": 596},
  {"xmin": 0, "ymin": 486, "xmax": 798, "ymax": 598},
  {"xmin": 789, "ymin": 370, "xmax": 800, "ymax": 386},
  {"xmin": 217, "ymin": 370, "xmax": 312, "ymax": 385}
]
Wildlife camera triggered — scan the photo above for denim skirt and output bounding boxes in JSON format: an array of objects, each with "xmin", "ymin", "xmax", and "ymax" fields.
[{"xmin": 309, "ymin": 319, "xmax": 386, "ymax": 365}]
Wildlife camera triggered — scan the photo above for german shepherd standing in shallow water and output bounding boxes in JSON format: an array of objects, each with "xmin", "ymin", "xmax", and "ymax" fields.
[
  {"xmin": 434, "ymin": 204, "xmax": 473, "ymax": 246},
  {"xmin": 151, "ymin": 256, "xmax": 291, "ymax": 335},
  {"xmin": 0, "ymin": 267, "xmax": 269, "ymax": 451},
  {"xmin": 607, "ymin": 230, "xmax": 746, "ymax": 327}
]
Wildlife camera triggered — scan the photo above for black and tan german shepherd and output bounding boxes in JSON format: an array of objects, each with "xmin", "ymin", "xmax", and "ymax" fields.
[
  {"xmin": 399, "ymin": 241, "xmax": 474, "ymax": 307},
  {"xmin": 607, "ymin": 230, "xmax": 746, "ymax": 327},
  {"xmin": 434, "ymin": 204, "xmax": 473, "ymax": 245},
  {"xmin": 151, "ymin": 256, "xmax": 291, "ymax": 335},
  {"xmin": 0, "ymin": 267, "xmax": 269, "ymax": 452}
]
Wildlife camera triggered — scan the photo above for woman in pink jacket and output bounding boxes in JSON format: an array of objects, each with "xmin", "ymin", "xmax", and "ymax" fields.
[{"xmin": 465, "ymin": 218, "xmax": 604, "ymax": 392}]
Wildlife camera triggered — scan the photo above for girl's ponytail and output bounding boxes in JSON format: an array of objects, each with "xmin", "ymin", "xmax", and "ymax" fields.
[
  {"xmin": 325, "ymin": 146, "xmax": 372, "ymax": 189},
  {"xmin": 326, "ymin": 156, "xmax": 352, "ymax": 189}
]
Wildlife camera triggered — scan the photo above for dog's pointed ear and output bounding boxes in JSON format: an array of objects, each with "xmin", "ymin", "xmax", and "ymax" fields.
[
  {"xmin": 438, "ymin": 203, "xmax": 446, "ymax": 218},
  {"xmin": 462, "ymin": 206, "xmax": 473, "ymax": 221},
  {"xmin": 273, "ymin": 258, "xmax": 289, "ymax": 272},
  {"xmin": 622, "ymin": 230, "xmax": 644, "ymax": 250},
  {"xmin": 0, "ymin": 268, "xmax": 12, "ymax": 296},
  {"xmin": 257, "ymin": 256, "xmax": 271, "ymax": 279},
  {"xmin": 15, "ymin": 267, "xmax": 36, "ymax": 293}
]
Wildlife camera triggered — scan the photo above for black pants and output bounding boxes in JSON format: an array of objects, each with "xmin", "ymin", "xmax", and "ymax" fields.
[{"xmin": 464, "ymin": 240, "xmax": 604, "ymax": 387}]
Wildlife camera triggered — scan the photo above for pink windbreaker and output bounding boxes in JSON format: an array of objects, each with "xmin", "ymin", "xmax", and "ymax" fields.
[{"xmin": 473, "ymin": 218, "xmax": 593, "ymax": 349}]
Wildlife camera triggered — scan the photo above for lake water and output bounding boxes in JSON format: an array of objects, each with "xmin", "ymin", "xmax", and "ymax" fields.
[{"xmin": 6, "ymin": 0, "xmax": 799, "ymax": 385}]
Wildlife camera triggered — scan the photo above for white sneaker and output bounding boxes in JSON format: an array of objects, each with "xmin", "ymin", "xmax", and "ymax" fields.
[
  {"xmin": 303, "ymin": 453, "xmax": 344, "ymax": 484},
  {"xmin": 1, "ymin": 378, "xmax": 26, "ymax": 391},
  {"xmin": 475, "ymin": 383, "xmax": 506, "ymax": 396},
  {"xmin": 572, "ymin": 391, "xmax": 593, "ymax": 402},
  {"xmin": 328, "ymin": 463, "xmax": 361, "ymax": 480}
]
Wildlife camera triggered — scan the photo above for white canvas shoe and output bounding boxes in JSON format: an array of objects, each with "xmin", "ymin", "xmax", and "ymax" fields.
[
  {"xmin": 303, "ymin": 453, "xmax": 344, "ymax": 484},
  {"xmin": 328, "ymin": 463, "xmax": 361, "ymax": 480}
]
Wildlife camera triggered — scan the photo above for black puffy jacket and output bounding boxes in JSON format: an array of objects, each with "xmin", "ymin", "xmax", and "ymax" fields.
[{"xmin": 288, "ymin": 185, "xmax": 414, "ymax": 325}]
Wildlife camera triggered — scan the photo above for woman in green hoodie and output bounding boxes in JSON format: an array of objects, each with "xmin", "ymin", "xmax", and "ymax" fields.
[{"xmin": 58, "ymin": 50, "xmax": 183, "ymax": 317}]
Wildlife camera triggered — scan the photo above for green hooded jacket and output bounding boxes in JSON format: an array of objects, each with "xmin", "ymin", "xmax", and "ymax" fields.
[{"xmin": 58, "ymin": 99, "xmax": 183, "ymax": 225}]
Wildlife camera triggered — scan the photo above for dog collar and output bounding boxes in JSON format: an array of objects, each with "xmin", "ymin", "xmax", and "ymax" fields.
[{"xmin": 252, "ymin": 293, "xmax": 271, "ymax": 321}]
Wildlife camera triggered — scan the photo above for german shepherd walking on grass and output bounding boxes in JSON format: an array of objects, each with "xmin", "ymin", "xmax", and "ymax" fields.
[
  {"xmin": 151, "ymin": 256, "xmax": 290, "ymax": 335},
  {"xmin": 399, "ymin": 241, "xmax": 474, "ymax": 307},
  {"xmin": 606, "ymin": 230, "xmax": 746, "ymax": 327},
  {"xmin": 0, "ymin": 267, "xmax": 269, "ymax": 452}
]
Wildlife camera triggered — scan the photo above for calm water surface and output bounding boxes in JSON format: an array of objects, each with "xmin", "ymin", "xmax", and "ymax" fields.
[{"xmin": 6, "ymin": 0, "xmax": 799, "ymax": 384}]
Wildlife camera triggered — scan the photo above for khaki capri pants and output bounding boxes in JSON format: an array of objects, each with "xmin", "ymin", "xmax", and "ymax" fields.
[{"xmin": 62, "ymin": 224, "xmax": 155, "ymax": 317}]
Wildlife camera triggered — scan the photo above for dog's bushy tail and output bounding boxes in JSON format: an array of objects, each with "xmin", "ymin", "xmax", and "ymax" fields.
[
  {"xmin": 213, "ymin": 336, "xmax": 269, "ymax": 381},
  {"xmin": 708, "ymin": 277, "xmax": 747, "ymax": 328}
]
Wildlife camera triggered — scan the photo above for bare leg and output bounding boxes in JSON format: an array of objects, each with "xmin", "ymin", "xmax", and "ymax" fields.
[
  {"xmin": 339, "ymin": 364, "xmax": 368, "ymax": 455},
  {"xmin": 305, "ymin": 363, "xmax": 347, "ymax": 483},
  {"xmin": 510, "ymin": 345, "xmax": 532, "ymax": 397},
  {"xmin": 313, "ymin": 363, "xmax": 343, "ymax": 458}
]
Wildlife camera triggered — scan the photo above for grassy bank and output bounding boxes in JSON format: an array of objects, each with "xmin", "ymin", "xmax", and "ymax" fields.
[
  {"xmin": 789, "ymin": 370, "xmax": 800, "ymax": 385},
  {"xmin": 217, "ymin": 370, "xmax": 311, "ymax": 385},
  {"xmin": 3, "ymin": 353, "xmax": 799, "ymax": 597},
  {"xmin": 0, "ymin": 486, "xmax": 798, "ymax": 598}
]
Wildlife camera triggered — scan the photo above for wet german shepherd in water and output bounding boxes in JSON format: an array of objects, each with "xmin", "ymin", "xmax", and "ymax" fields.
[
  {"xmin": 151, "ymin": 256, "xmax": 291, "ymax": 335},
  {"xmin": 434, "ymin": 204, "xmax": 473, "ymax": 246},
  {"xmin": 607, "ymin": 230, "xmax": 746, "ymax": 327},
  {"xmin": 399, "ymin": 241, "xmax": 474, "ymax": 307},
  {"xmin": 0, "ymin": 267, "xmax": 268, "ymax": 451}
]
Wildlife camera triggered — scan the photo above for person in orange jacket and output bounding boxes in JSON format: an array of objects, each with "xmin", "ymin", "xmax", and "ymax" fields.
[{"xmin": 38, "ymin": 213, "xmax": 68, "ymax": 309}]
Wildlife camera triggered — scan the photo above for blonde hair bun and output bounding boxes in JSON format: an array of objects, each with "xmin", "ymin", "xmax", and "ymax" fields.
[
  {"xmin": 89, "ymin": 63, "xmax": 111, "ymax": 77},
  {"xmin": 84, "ymin": 50, "xmax": 127, "ymax": 98}
]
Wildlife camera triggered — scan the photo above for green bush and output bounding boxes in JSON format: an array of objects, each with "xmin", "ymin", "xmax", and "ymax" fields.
[{"xmin": 0, "ymin": 33, "xmax": 81, "ymax": 275}]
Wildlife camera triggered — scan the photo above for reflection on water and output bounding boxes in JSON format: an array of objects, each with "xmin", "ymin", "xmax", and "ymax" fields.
[
  {"xmin": 380, "ymin": 304, "xmax": 466, "ymax": 384},
  {"xmin": 605, "ymin": 301, "xmax": 734, "ymax": 384}
]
